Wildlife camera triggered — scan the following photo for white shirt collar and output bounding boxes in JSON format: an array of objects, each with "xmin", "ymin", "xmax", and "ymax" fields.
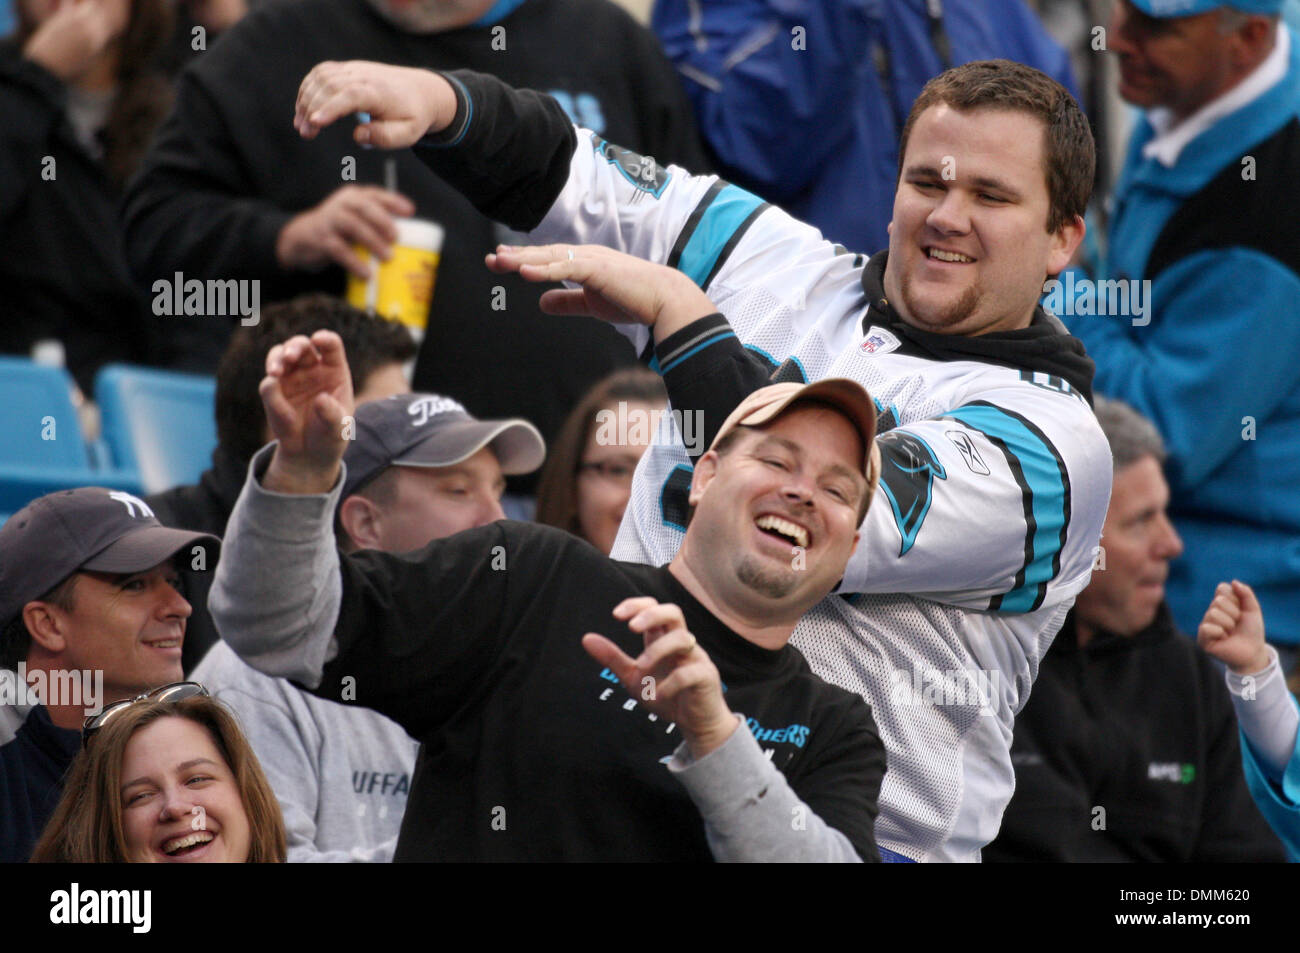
[{"xmin": 1142, "ymin": 24, "xmax": 1290, "ymax": 168}]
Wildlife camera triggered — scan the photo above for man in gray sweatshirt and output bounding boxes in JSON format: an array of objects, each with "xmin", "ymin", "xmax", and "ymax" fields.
[{"xmin": 197, "ymin": 392, "xmax": 544, "ymax": 861}]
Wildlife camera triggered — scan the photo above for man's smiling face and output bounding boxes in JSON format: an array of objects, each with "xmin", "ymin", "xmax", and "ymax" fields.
[
  {"xmin": 55, "ymin": 562, "xmax": 190, "ymax": 701},
  {"xmin": 883, "ymin": 104, "xmax": 1083, "ymax": 337},
  {"xmin": 685, "ymin": 404, "xmax": 866, "ymax": 617}
]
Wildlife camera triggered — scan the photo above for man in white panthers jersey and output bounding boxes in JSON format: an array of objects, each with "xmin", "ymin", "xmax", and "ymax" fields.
[{"xmin": 292, "ymin": 58, "xmax": 1113, "ymax": 861}]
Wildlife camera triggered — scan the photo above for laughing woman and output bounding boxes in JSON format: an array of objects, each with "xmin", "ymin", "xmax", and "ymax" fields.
[{"xmin": 30, "ymin": 685, "xmax": 285, "ymax": 862}]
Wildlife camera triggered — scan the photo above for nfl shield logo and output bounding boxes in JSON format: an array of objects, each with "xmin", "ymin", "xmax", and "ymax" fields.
[{"xmin": 859, "ymin": 326, "xmax": 900, "ymax": 355}]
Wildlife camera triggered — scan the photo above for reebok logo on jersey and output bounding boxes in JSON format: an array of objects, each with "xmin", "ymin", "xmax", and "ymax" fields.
[
  {"xmin": 860, "ymin": 326, "xmax": 900, "ymax": 355},
  {"xmin": 946, "ymin": 431, "xmax": 990, "ymax": 475}
]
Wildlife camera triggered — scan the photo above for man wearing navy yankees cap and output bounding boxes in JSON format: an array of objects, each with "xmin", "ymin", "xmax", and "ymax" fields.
[
  {"xmin": 193, "ymin": 393, "xmax": 544, "ymax": 862},
  {"xmin": 0, "ymin": 488, "xmax": 217, "ymax": 862}
]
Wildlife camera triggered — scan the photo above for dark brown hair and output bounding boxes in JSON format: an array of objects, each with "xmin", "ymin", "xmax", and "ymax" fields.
[
  {"xmin": 534, "ymin": 366, "xmax": 666, "ymax": 542},
  {"xmin": 16, "ymin": 0, "xmax": 176, "ymax": 189},
  {"xmin": 897, "ymin": 59, "xmax": 1095, "ymax": 234},
  {"xmin": 30, "ymin": 695, "xmax": 286, "ymax": 863},
  {"xmin": 216, "ymin": 294, "xmax": 417, "ymax": 466}
]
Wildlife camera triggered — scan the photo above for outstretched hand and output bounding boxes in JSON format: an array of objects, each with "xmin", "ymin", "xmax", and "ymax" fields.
[
  {"xmin": 583, "ymin": 597, "xmax": 739, "ymax": 759},
  {"xmin": 259, "ymin": 331, "xmax": 355, "ymax": 494},
  {"xmin": 487, "ymin": 244, "xmax": 718, "ymax": 341},
  {"xmin": 294, "ymin": 60, "xmax": 457, "ymax": 149},
  {"xmin": 1198, "ymin": 580, "xmax": 1271, "ymax": 676}
]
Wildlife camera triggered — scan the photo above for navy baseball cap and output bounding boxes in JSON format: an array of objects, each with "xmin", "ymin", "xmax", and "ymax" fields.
[
  {"xmin": 1128, "ymin": 0, "xmax": 1284, "ymax": 16},
  {"xmin": 0, "ymin": 488, "xmax": 219, "ymax": 628},
  {"xmin": 341, "ymin": 394, "xmax": 546, "ymax": 500}
]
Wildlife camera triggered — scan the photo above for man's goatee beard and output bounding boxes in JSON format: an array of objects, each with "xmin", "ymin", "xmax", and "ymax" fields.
[
  {"xmin": 899, "ymin": 272, "xmax": 982, "ymax": 330},
  {"xmin": 736, "ymin": 556, "xmax": 797, "ymax": 599}
]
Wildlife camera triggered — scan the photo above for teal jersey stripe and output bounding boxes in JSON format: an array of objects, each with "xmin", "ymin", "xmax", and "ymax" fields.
[
  {"xmin": 944, "ymin": 404, "xmax": 1070, "ymax": 613},
  {"xmin": 676, "ymin": 184, "xmax": 766, "ymax": 288},
  {"xmin": 659, "ymin": 331, "xmax": 736, "ymax": 374}
]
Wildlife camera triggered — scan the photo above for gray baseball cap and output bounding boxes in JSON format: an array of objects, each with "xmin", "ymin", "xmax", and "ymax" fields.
[
  {"xmin": 341, "ymin": 394, "xmax": 546, "ymax": 500},
  {"xmin": 0, "ymin": 488, "xmax": 219, "ymax": 628}
]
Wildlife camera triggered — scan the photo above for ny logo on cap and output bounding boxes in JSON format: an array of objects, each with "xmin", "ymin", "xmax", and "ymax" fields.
[
  {"xmin": 108, "ymin": 491, "xmax": 155, "ymax": 519},
  {"xmin": 408, "ymin": 396, "xmax": 465, "ymax": 427}
]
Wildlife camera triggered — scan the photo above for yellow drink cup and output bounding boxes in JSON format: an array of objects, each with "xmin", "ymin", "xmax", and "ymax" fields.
[{"xmin": 346, "ymin": 217, "xmax": 444, "ymax": 341}]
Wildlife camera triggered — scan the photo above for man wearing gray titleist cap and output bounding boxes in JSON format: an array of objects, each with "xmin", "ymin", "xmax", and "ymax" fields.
[
  {"xmin": 335, "ymin": 393, "xmax": 545, "ymax": 553},
  {"xmin": 0, "ymin": 488, "xmax": 217, "ymax": 862},
  {"xmin": 195, "ymin": 393, "xmax": 544, "ymax": 862}
]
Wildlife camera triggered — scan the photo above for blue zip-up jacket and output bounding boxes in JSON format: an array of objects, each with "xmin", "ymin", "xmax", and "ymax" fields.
[
  {"xmin": 1070, "ymin": 29, "xmax": 1300, "ymax": 645},
  {"xmin": 651, "ymin": 0, "xmax": 1077, "ymax": 253}
]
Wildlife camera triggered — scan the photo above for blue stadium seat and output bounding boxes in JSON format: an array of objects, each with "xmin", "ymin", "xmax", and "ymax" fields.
[
  {"xmin": 0, "ymin": 356, "xmax": 92, "ymax": 469},
  {"xmin": 95, "ymin": 365, "xmax": 218, "ymax": 495},
  {"xmin": 0, "ymin": 465, "xmax": 144, "ymax": 514},
  {"xmin": 0, "ymin": 356, "xmax": 144, "ymax": 511}
]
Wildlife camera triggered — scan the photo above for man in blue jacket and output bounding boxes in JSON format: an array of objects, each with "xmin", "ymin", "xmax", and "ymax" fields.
[
  {"xmin": 651, "ymin": 0, "xmax": 1078, "ymax": 253},
  {"xmin": 1067, "ymin": 0, "xmax": 1300, "ymax": 664}
]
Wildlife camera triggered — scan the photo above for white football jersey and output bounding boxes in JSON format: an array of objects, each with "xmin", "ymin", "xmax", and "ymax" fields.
[{"xmin": 531, "ymin": 130, "xmax": 1113, "ymax": 861}]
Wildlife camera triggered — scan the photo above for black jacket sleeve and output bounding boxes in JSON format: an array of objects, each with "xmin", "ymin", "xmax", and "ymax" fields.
[
  {"xmin": 414, "ymin": 69, "xmax": 578, "ymax": 232},
  {"xmin": 652, "ymin": 313, "xmax": 775, "ymax": 461}
]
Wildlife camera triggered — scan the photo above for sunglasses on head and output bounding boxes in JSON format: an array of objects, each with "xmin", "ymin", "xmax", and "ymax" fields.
[{"xmin": 82, "ymin": 682, "xmax": 209, "ymax": 746}]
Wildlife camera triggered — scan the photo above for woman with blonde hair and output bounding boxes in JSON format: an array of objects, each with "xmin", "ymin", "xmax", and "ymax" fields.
[{"xmin": 31, "ymin": 684, "xmax": 286, "ymax": 863}]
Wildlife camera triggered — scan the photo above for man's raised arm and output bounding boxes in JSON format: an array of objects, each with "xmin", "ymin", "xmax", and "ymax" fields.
[
  {"xmin": 208, "ymin": 331, "xmax": 355, "ymax": 688},
  {"xmin": 291, "ymin": 61, "xmax": 823, "ymax": 286},
  {"xmin": 295, "ymin": 62, "xmax": 575, "ymax": 233}
]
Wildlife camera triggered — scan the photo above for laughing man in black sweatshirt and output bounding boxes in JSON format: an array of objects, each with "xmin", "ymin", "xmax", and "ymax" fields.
[{"xmin": 210, "ymin": 252, "xmax": 887, "ymax": 861}]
